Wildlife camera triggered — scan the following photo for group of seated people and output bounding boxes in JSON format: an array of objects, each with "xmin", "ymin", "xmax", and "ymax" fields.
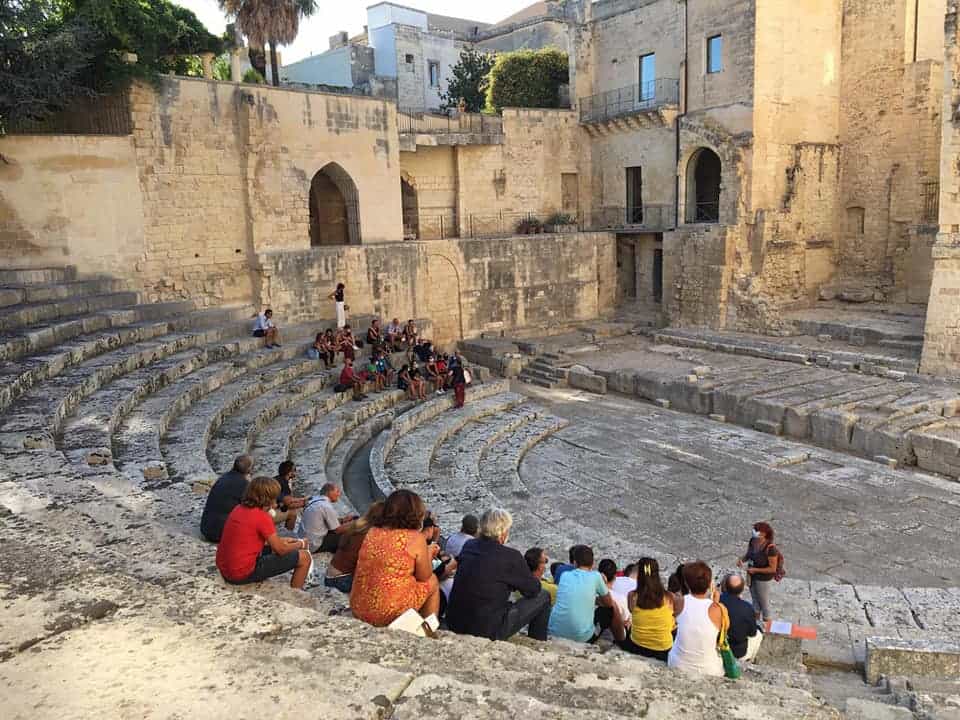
[{"xmin": 204, "ymin": 468, "xmax": 764, "ymax": 677}]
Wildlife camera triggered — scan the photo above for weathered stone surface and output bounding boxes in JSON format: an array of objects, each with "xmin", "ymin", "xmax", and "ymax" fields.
[{"xmin": 866, "ymin": 637, "xmax": 960, "ymax": 684}]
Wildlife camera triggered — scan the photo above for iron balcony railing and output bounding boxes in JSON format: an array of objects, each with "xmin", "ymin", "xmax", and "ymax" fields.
[
  {"xmin": 583, "ymin": 204, "xmax": 676, "ymax": 231},
  {"xmin": 921, "ymin": 179, "xmax": 939, "ymax": 225},
  {"xmin": 687, "ymin": 201, "xmax": 720, "ymax": 224},
  {"xmin": 398, "ymin": 108, "xmax": 503, "ymax": 136},
  {"xmin": 579, "ymin": 79, "xmax": 680, "ymax": 124}
]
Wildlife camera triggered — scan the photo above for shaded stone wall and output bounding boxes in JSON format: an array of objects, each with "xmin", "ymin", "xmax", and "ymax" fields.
[
  {"xmin": 256, "ymin": 232, "xmax": 617, "ymax": 345},
  {"xmin": 921, "ymin": 0, "xmax": 960, "ymax": 375},
  {"xmin": 0, "ymin": 135, "xmax": 145, "ymax": 277},
  {"xmin": 662, "ymin": 224, "xmax": 735, "ymax": 328}
]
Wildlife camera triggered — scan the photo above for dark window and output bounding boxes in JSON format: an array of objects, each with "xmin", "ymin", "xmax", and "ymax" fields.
[
  {"xmin": 626, "ymin": 166, "xmax": 643, "ymax": 224},
  {"xmin": 707, "ymin": 35, "xmax": 722, "ymax": 74},
  {"xmin": 405, "ymin": 53, "xmax": 414, "ymax": 64}
]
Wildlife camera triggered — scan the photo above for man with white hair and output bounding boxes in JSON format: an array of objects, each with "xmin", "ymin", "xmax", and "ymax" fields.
[
  {"xmin": 720, "ymin": 572, "xmax": 763, "ymax": 661},
  {"xmin": 445, "ymin": 508, "xmax": 551, "ymax": 641}
]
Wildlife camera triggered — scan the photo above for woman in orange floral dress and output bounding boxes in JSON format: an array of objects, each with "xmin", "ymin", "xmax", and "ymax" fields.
[{"xmin": 350, "ymin": 489, "xmax": 440, "ymax": 626}]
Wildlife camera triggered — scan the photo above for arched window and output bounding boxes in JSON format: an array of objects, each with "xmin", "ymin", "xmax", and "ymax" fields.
[
  {"xmin": 685, "ymin": 148, "xmax": 721, "ymax": 223},
  {"xmin": 309, "ymin": 163, "xmax": 360, "ymax": 246}
]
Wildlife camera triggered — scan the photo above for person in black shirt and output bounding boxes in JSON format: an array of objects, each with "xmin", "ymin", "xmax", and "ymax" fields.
[
  {"xmin": 445, "ymin": 508, "xmax": 551, "ymax": 641},
  {"xmin": 201, "ymin": 455, "xmax": 254, "ymax": 542},
  {"xmin": 451, "ymin": 352, "xmax": 467, "ymax": 408},
  {"xmin": 720, "ymin": 573, "xmax": 763, "ymax": 661},
  {"xmin": 275, "ymin": 460, "xmax": 306, "ymax": 531},
  {"xmin": 328, "ymin": 283, "xmax": 347, "ymax": 328}
]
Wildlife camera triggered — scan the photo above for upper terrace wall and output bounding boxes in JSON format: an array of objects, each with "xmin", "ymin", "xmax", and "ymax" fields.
[
  {"xmin": 0, "ymin": 135, "xmax": 146, "ymax": 277},
  {"xmin": 0, "ymin": 77, "xmax": 403, "ymax": 305}
]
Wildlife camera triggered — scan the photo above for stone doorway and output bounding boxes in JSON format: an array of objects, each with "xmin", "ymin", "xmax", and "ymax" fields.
[
  {"xmin": 401, "ymin": 177, "xmax": 419, "ymax": 240},
  {"xmin": 616, "ymin": 237, "xmax": 637, "ymax": 302},
  {"xmin": 309, "ymin": 163, "xmax": 361, "ymax": 246},
  {"xmin": 561, "ymin": 173, "xmax": 579, "ymax": 216},
  {"xmin": 685, "ymin": 148, "xmax": 721, "ymax": 223}
]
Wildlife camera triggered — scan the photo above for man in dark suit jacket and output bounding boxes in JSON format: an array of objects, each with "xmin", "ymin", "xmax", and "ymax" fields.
[{"xmin": 720, "ymin": 573, "xmax": 763, "ymax": 661}]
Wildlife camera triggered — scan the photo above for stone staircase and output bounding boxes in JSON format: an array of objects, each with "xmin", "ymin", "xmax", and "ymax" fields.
[
  {"xmin": 0, "ymin": 266, "xmax": 954, "ymax": 718},
  {"xmin": 517, "ymin": 351, "xmax": 573, "ymax": 388}
]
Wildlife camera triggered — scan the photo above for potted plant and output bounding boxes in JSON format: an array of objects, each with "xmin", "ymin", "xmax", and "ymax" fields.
[{"xmin": 545, "ymin": 212, "xmax": 577, "ymax": 233}]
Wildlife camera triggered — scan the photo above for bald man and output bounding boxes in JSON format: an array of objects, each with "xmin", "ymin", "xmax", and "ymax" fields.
[{"xmin": 720, "ymin": 573, "xmax": 763, "ymax": 661}]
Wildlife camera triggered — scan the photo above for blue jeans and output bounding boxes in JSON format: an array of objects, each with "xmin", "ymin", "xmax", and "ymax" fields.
[{"xmin": 324, "ymin": 573, "xmax": 353, "ymax": 594}]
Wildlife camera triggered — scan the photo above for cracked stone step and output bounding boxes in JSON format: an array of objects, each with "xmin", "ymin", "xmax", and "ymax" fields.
[{"xmin": 0, "ymin": 291, "xmax": 141, "ymax": 333}]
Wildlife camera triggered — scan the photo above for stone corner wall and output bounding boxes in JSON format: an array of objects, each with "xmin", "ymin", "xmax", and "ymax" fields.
[{"xmin": 662, "ymin": 224, "xmax": 734, "ymax": 328}]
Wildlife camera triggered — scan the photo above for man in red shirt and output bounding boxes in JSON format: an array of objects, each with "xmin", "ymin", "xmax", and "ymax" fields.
[{"xmin": 339, "ymin": 357, "xmax": 367, "ymax": 400}]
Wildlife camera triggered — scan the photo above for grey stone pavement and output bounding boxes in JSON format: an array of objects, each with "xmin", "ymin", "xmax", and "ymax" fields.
[{"xmin": 518, "ymin": 383, "xmax": 960, "ymax": 589}]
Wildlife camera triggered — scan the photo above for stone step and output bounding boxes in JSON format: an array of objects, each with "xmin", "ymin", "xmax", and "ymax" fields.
[
  {"xmin": 0, "ymin": 277, "xmax": 131, "ymax": 307},
  {"xmin": 159, "ymin": 353, "xmax": 322, "ymax": 488},
  {"xmin": 0, "ymin": 291, "xmax": 141, "ymax": 333},
  {"xmin": 518, "ymin": 374, "xmax": 556, "ymax": 389},
  {"xmin": 0, "ymin": 266, "xmax": 77, "ymax": 285},
  {"xmin": 369, "ymin": 379, "xmax": 510, "ymax": 498},
  {"xmin": 0, "ymin": 324, "xmax": 257, "ymax": 452},
  {"xmin": 521, "ymin": 365, "xmax": 562, "ymax": 383},
  {"xmin": 383, "ymin": 392, "xmax": 528, "ymax": 495},
  {"xmin": 113, "ymin": 338, "xmax": 315, "ymax": 486},
  {"xmin": 206, "ymin": 369, "xmax": 334, "ymax": 474}
]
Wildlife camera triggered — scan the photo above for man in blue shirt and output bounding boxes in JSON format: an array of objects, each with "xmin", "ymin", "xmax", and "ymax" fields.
[{"xmin": 548, "ymin": 545, "xmax": 623, "ymax": 643}]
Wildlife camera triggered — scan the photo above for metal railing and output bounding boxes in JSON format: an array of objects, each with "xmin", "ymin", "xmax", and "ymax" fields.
[
  {"xmin": 921, "ymin": 179, "xmax": 939, "ymax": 225},
  {"xmin": 398, "ymin": 108, "xmax": 503, "ymax": 136},
  {"xmin": 2, "ymin": 93, "xmax": 132, "ymax": 135},
  {"xmin": 687, "ymin": 201, "xmax": 720, "ymax": 224},
  {"xmin": 582, "ymin": 204, "xmax": 676, "ymax": 231},
  {"xmin": 579, "ymin": 79, "xmax": 680, "ymax": 124}
]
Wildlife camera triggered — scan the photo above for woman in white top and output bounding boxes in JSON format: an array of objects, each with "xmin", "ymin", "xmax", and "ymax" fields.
[
  {"xmin": 667, "ymin": 561, "xmax": 724, "ymax": 677},
  {"xmin": 328, "ymin": 283, "xmax": 347, "ymax": 328}
]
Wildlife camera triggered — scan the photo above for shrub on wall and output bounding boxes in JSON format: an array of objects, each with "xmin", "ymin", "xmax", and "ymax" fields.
[{"xmin": 485, "ymin": 48, "xmax": 569, "ymax": 112}]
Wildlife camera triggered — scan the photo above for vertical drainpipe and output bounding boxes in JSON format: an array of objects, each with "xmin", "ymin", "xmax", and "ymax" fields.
[{"xmin": 675, "ymin": 0, "xmax": 688, "ymax": 228}]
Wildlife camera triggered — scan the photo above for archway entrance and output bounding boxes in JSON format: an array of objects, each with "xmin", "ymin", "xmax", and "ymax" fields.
[
  {"xmin": 686, "ymin": 148, "xmax": 721, "ymax": 223},
  {"xmin": 401, "ymin": 177, "xmax": 419, "ymax": 240},
  {"xmin": 309, "ymin": 163, "xmax": 360, "ymax": 246}
]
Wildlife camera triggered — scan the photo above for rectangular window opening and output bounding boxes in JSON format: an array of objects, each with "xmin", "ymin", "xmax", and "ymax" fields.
[
  {"xmin": 707, "ymin": 35, "xmax": 722, "ymax": 74},
  {"xmin": 638, "ymin": 53, "xmax": 656, "ymax": 102},
  {"xmin": 626, "ymin": 166, "xmax": 643, "ymax": 224},
  {"xmin": 428, "ymin": 61, "xmax": 440, "ymax": 87}
]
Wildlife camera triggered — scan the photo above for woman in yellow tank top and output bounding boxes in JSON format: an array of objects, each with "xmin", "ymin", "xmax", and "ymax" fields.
[{"xmin": 619, "ymin": 557, "xmax": 682, "ymax": 662}]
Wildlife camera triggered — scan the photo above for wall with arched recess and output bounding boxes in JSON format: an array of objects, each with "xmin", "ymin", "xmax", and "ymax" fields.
[{"xmin": 255, "ymin": 232, "xmax": 617, "ymax": 346}]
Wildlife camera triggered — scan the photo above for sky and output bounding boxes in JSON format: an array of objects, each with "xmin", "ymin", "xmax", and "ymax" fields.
[{"xmin": 177, "ymin": 0, "xmax": 536, "ymax": 64}]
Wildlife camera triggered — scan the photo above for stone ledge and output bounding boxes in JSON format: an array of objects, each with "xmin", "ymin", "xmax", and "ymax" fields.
[{"xmin": 865, "ymin": 636, "xmax": 960, "ymax": 684}]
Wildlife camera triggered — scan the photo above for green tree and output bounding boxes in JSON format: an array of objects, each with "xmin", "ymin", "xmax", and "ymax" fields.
[
  {"xmin": 485, "ymin": 47, "xmax": 569, "ymax": 112},
  {"xmin": 439, "ymin": 46, "xmax": 494, "ymax": 113},
  {"xmin": 219, "ymin": 0, "xmax": 316, "ymax": 87},
  {"xmin": 213, "ymin": 54, "xmax": 232, "ymax": 81},
  {"xmin": 241, "ymin": 67, "xmax": 265, "ymax": 84},
  {"xmin": 0, "ymin": 0, "xmax": 99, "ymax": 129}
]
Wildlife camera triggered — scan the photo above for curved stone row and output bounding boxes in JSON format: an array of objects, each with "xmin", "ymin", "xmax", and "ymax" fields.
[
  {"xmin": 206, "ymin": 368, "xmax": 333, "ymax": 475},
  {"xmin": 369, "ymin": 379, "xmax": 510, "ymax": 498},
  {"xmin": 158, "ymin": 354, "xmax": 320, "ymax": 488},
  {"xmin": 0, "ymin": 288, "xmax": 139, "ymax": 333}
]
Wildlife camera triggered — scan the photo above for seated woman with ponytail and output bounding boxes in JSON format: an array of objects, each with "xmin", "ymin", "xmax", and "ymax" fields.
[{"xmin": 619, "ymin": 557, "xmax": 682, "ymax": 662}]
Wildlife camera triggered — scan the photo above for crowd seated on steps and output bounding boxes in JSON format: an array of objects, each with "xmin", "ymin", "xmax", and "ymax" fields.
[
  {"xmin": 205, "ymin": 455, "xmax": 771, "ymax": 677},
  {"xmin": 255, "ymin": 306, "xmax": 470, "ymax": 406}
]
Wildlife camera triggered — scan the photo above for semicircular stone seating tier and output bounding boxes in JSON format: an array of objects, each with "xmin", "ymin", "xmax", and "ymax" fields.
[{"xmin": 0, "ymin": 268, "xmax": 957, "ymax": 717}]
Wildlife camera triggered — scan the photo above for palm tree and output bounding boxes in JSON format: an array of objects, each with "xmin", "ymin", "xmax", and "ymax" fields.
[{"xmin": 219, "ymin": 0, "xmax": 316, "ymax": 86}]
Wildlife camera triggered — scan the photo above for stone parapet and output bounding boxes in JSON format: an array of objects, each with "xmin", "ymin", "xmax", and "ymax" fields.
[{"xmin": 920, "ymin": 233, "xmax": 960, "ymax": 375}]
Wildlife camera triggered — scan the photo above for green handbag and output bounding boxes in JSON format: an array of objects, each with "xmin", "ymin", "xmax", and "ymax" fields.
[{"xmin": 717, "ymin": 606, "xmax": 742, "ymax": 680}]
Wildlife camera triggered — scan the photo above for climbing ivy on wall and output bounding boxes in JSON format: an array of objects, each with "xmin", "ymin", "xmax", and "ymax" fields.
[{"xmin": 485, "ymin": 47, "xmax": 569, "ymax": 112}]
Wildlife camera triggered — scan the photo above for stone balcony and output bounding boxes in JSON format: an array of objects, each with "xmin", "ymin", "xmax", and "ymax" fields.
[
  {"xmin": 579, "ymin": 79, "xmax": 680, "ymax": 135},
  {"xmin": 398, "ymin": 109, "xmax": 504, "ymax": 150}
]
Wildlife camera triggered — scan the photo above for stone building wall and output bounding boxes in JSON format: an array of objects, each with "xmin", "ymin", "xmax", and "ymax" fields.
[
  {"xmin": 921, "ymin": 0, "xmax": 960, "ymax": 375},
  {"xmin": 256, "ymin": 232, "xmax": 617, "ymax": 346},
  {"xmin": 838, "ymin": 0, "xmax": 944, "ymax": 299},
  {"xmin": 0, "ymin": 135, "xmax": 145, "ymax": 277}
]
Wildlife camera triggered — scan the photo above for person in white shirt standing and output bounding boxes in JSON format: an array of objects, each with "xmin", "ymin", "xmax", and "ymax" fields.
[
  {"xmin": 253, "ymin": 308, "xmax": 280, "ymax": 349},
  {"xmin": 328, "ymin": 283, "xmax": 347, "ymax": 328}
]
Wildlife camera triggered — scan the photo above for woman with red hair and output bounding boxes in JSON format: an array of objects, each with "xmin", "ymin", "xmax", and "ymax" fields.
[{"xmin": 738, "ymin": 521, "xmax": 779, "ymax": 622}]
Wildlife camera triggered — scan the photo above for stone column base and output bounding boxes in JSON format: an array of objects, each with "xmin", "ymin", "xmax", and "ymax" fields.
[{"xmin": 919, "ymin": 232, "xmax": 960, "ymax": 375}]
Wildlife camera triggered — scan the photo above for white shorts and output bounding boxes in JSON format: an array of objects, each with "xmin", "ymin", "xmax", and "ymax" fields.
[{"xmin": 335, "ymin": 301, "xmax": 346, "ymax": 328}]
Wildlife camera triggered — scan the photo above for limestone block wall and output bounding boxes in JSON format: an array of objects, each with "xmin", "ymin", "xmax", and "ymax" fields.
[
  {"xmin": 256, "ymin": 232, "xmax": 616, "ymax": 345},
  {"xmin": 398, "ymin": 146, "xmax": 459, "ymax": 238},
  {"xmin": 921, "ymin": 1, "xmax": 960, "ymax": 375},
  {"xmin": 838, "ymin": 0, "xmax": 944, "ymax": 297},
  {"xmin": 662, "ymin": 224, "xmax": 734, "ymax": 328},
  {"xmin": 0, "ymin": 135, "xmax": 145, "ymax": 276}
]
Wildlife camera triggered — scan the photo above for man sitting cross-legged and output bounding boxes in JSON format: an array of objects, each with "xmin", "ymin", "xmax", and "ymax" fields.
[
  {"xmin": 548, "ymin": 544, "xmax": 624, "ymax": 644},
  {"xmin": 300, "ymin": 483, "xmax": 359, "ymax": 553},
  {"xmin": 445, "ymin": 508, "xmax": 551, "ymax": 642},
  {"xmin": 338, "ymin": 357, "xmax": 367, "ymax": 401},
  {"xmin": 720, "ymin": 572, "xmax": 763, "ymax": 662}
]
